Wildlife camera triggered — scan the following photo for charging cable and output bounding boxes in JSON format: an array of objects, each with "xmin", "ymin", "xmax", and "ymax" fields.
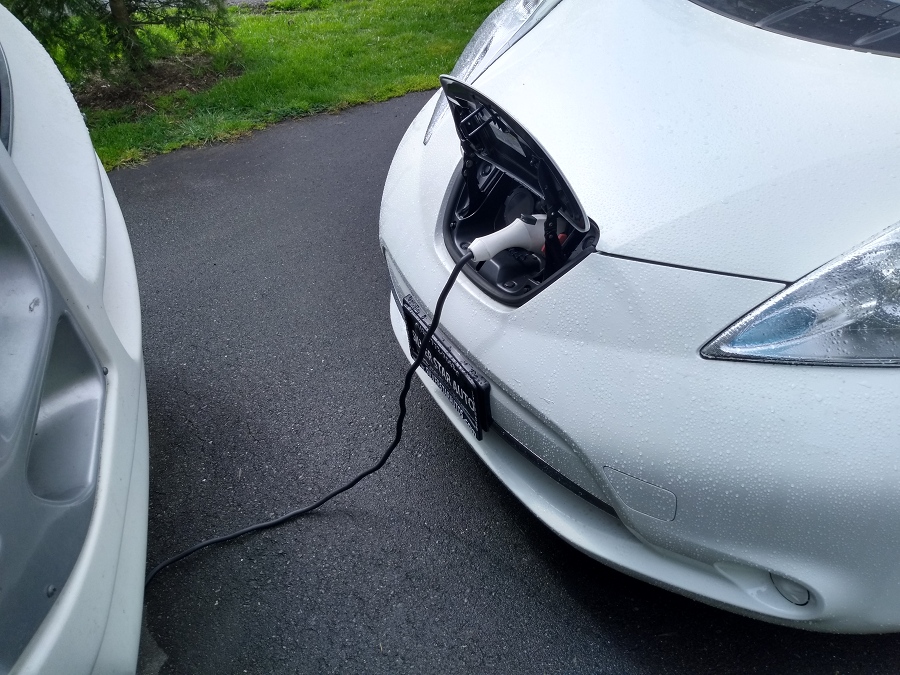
[{"xmin": 145, "ymin": 251, "xmax": 475, "ymax": 588}]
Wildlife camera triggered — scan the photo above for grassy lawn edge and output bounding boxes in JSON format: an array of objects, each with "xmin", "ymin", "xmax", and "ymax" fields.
[{"xmin": 88, "ymin": 0, "xmax": 498, "ymax": 170}]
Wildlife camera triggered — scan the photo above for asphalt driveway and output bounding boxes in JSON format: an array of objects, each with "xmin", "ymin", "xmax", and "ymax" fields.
[{"xmin": 112, "ymin": 91, "xmax": 900, "ymax": 674}]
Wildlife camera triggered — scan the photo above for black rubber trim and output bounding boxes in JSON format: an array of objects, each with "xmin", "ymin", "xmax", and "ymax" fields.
[
  {"xmin": 0, "ymin": 41, "xmax": 12, "ymax": 152},
  {"xmin": 597, "ymin": 251, "xmax": 791, "ymax": 286},
  {"xmin": 492, "ymin": 422, "xmax": 619, "ymax": 519}
]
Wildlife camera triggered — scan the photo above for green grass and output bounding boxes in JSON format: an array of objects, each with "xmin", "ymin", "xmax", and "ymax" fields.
[{"xmin": 87, "ymin": 0, "xmax": 499, "ymax": 169}]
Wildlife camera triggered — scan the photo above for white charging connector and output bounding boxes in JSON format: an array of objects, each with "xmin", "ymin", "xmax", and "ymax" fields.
[{"xmin": 467, "ymin": 214, "xmax": 547, "ymax": 263}]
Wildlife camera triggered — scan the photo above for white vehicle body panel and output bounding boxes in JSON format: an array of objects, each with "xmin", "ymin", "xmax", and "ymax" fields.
[
  {"xmin": 472, "ymin": 0, "xmax": 900, "ymax": 282},
  {"xmin": 380, "ymin": 11, "xmax": 900, "ymax": 629},
  {"xmin": 1, "ymin": 14, "xmax": 106, "ymax": 287},
  {"xmin": 0, "ymin": 6, "xmax": 148, "ymax": 672}
]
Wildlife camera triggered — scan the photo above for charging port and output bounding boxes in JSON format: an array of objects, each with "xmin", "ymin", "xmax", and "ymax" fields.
[
  {"xmin": 445, "ymin": 169, "xmax": 598, "ymax": 305},
  {"xmin": 441, "ymin": 76, "xmax": 599, "ymax": 306}
]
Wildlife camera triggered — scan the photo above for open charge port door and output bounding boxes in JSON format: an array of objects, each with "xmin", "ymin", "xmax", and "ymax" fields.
[{"xmin": 440, "ymin": 76, "xmax": 599, "ymax": 306}]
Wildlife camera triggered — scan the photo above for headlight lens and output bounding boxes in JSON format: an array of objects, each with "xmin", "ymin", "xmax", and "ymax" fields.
[
  {"xmin": 423, "ymin": 0, "xmax": 565, "ymax": 145},
  {"xmin": 702, "ymin": 223, "xmax": 900, "ymax": 366}
]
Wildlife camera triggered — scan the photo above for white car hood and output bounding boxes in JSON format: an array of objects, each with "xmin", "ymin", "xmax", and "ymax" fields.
[{"xmin": 472, "ymin": 0, "xmax": 900, "ymax": 282}]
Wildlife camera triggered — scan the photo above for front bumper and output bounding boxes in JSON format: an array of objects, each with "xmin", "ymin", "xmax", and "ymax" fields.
[
  {"xmin": 7, "ymin": 157, "xmax": 148, "ymax": 675},
  {"xmin": 0, "ymin": 9, "xmax": 148, "ymax": 670},
  {"xmin": 380, "ymin": 94, "xmax": 900, "ymax": 633}
]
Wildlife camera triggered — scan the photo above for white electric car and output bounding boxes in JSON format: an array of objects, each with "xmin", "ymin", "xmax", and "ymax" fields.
[
  {"xmin": 0, "ymin": 7, "xmax": 148, "ymax": 674},
  {"xmin": 380, "ymin": 0, "xmax": 900, "ymax": 632}
]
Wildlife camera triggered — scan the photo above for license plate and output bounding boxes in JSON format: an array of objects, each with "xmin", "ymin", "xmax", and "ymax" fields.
[{"xmin": 402, "ymin": 295, "xmax": 492, "ymax": 440}]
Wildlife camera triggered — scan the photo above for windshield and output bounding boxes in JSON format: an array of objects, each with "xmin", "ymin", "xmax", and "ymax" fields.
[{"xmin": 691, "ymin": 0, "xmax": 900, "ymax": 57}]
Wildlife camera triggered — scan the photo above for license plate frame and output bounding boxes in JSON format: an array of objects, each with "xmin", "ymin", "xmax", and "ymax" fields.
[{"xmin": 402, "ymin": 295, "xmax": 491, "ymax": 439}]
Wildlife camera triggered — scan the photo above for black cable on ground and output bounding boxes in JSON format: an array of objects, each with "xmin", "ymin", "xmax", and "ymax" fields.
[{"xmin": 144, "ymin": 251, "xmax": 475, "ymax": 588}]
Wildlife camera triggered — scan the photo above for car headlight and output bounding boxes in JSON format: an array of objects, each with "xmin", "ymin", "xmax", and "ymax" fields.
[
  {"xmin": 423, "ymin": 0, "xmax": 565, "ymax": 145},
  {"xmin": 702, "ymin": 223, "xmax": 900, "ymax": 366}
]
